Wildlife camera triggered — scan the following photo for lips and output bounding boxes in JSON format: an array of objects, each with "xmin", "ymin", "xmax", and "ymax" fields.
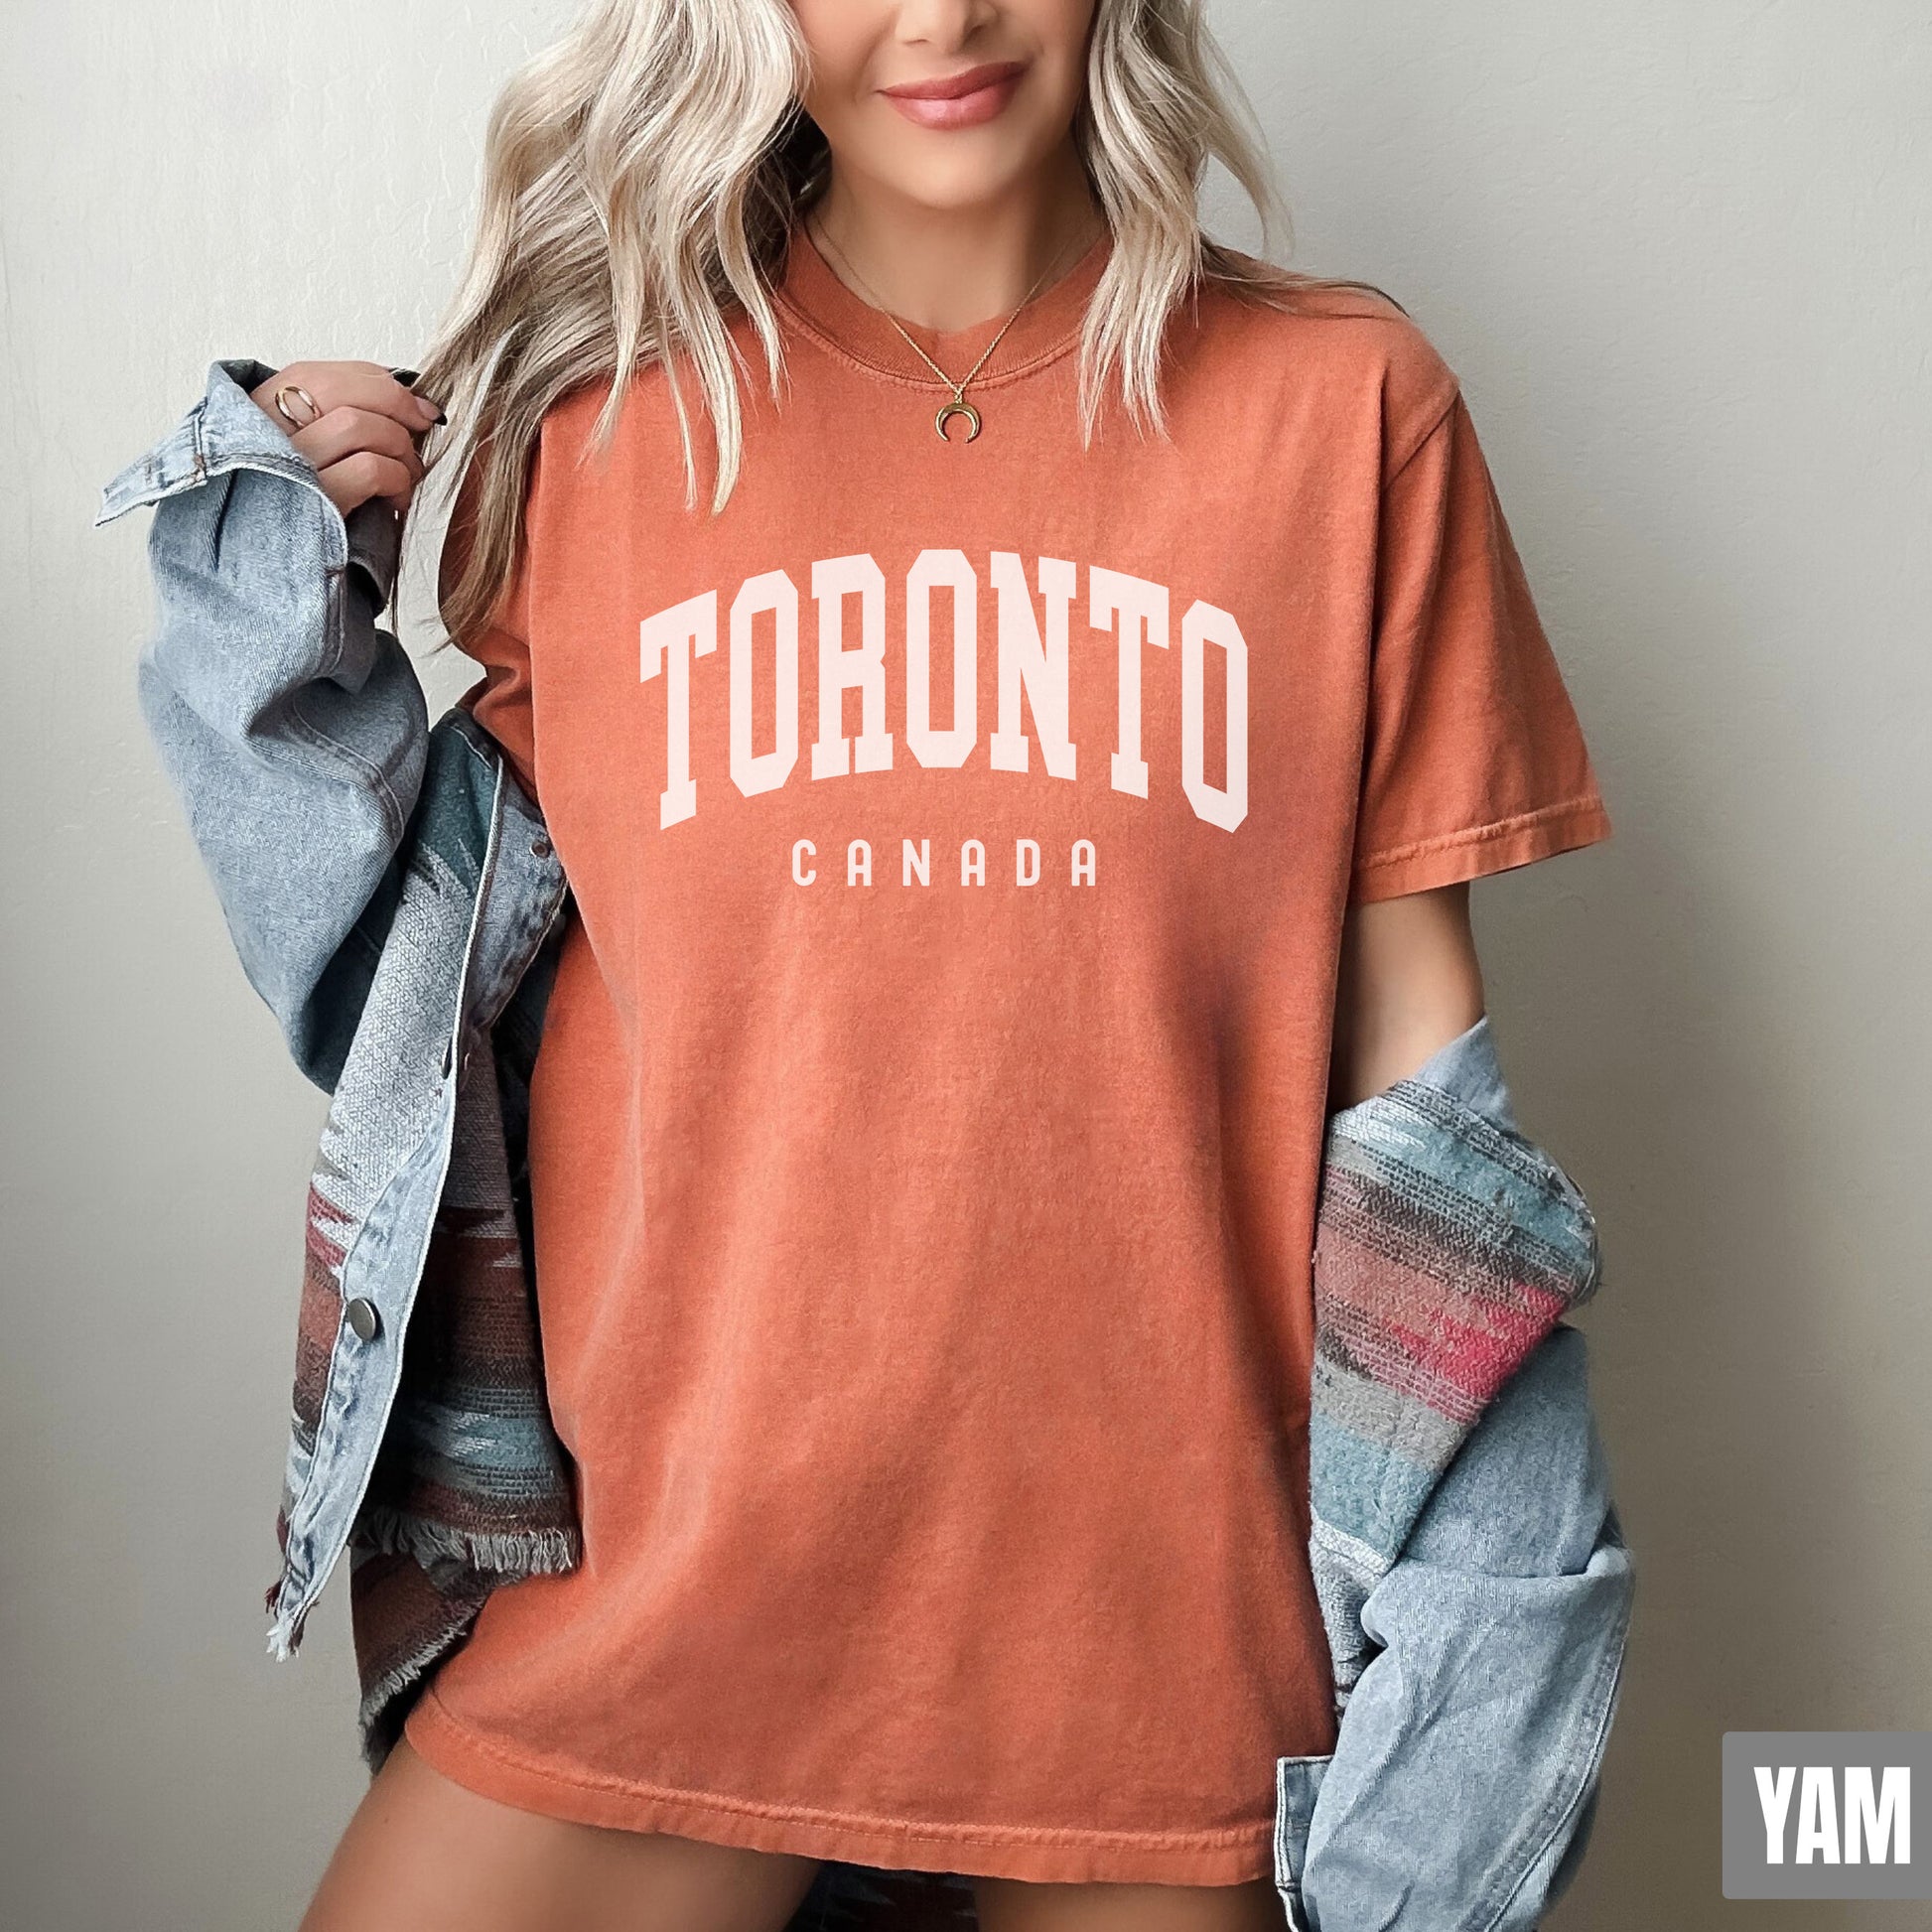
[{"xmin": 881, "ymin": 61, "xmax": 1027, "ymax": 130}]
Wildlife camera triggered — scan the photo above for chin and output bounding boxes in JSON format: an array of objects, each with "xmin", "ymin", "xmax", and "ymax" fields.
[{"xmin": 870, "ymin": 144, "xmax": 1051, "ymax": 218}]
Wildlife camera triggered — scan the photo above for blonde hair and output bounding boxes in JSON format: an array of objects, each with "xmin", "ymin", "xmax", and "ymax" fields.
[{"xmin": 412, "ymin": 0, "xmax": 1364, "ymax": 651}]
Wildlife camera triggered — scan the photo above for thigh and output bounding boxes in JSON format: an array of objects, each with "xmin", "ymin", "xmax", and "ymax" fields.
[
  {"xmin": 970, "ymin": 1875, "xmax": 1285, "ymax": 1932},
  {"xmin": 299, "ymin": 1734, "xmax": 823, "ymax": 1932}
]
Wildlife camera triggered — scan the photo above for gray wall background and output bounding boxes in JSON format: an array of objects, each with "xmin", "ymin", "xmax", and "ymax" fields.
[{"xmin": 5, "ymin": 1, "xmax": 1928, "ymax": 1926}]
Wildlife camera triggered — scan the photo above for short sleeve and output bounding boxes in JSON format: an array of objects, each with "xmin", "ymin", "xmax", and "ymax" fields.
[
  {"xmin": 1350, "ymin": 391, "xmax": 1611, "ymax": 902},
  {"xmin": 445, "ymin": 449, "xmax": 542, "ymax": 811}
]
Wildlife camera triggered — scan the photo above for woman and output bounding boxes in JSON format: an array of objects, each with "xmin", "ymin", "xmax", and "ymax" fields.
[{"xmin": 189, "ymin": 0, "xmax": 1614, "ymax": 1926}]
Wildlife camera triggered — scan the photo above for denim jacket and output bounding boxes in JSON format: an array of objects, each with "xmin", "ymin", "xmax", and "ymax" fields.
[{"xmin": 99, "ymin": 358, "xmax": 1633, "ymax": 1932}]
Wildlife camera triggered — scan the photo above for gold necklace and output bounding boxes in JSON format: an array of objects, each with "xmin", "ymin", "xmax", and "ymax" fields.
[{"xmin": 806, "ymin": 214, "xmax": 1092, "ymax": 443}]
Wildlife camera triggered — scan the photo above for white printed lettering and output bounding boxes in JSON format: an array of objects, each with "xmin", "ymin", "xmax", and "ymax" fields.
[
  {"xmin": 1090, "ymin": 565, "xmax": 1170, "ymax": 800},
  {"xmin": 905, "ymin": 549, "xmax": 977, "ymax": 768},
  {"xmin": 811, "ymin": 555, "xmax": 894, "ymax": 779},
  {"xmin": 1181, "ymin": 598, "xmax": 1249, "ymax": 832},
  {"xmin": 730, "ymin": 571, "xmax": 799, "ymax": 798},
  {"xmin": 1756, "ymin": 1767, "xmax": 1797, "ymax": 1863},
  {"xmin": 639, "ymin": 591, "xmax": 718, "ymax": 829},
  {"xmin": 1797, "ymin": 1767, "xmax": 1842, "ymax": 1864},
  {"xmin": 989, "ymin": 551, "xmax": 1076, "ymax": 779}
]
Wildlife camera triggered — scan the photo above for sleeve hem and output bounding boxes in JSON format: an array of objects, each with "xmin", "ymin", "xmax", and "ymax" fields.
[{"xmin": 1349, "ymin": 795, "xmax": 1612, "ymax": 903}]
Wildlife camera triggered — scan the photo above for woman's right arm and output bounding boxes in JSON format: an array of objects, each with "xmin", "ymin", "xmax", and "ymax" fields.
[{"xmin": 97, "ymin": 357, "xmax": 444, "ymax": 1089}]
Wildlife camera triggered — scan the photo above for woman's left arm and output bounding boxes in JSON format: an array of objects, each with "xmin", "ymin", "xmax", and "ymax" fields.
[
  {"xmin": 1295, "ymin": 884, "xmax": 1632, "ymax": 1932},
  {"xmin": 1328, "ymin": 880, "xmax": 1486, "ymax": 1111}
]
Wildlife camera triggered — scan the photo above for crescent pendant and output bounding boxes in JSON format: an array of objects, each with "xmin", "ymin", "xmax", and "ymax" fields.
[{"xmin": 935, "ymin": 397, "xmax": 982, "ymax": 443}]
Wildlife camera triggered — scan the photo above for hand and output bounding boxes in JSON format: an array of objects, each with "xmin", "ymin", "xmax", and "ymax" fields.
[{"xmin": 248, "ymin": 361, "xmax": 444, "ymax": 519}]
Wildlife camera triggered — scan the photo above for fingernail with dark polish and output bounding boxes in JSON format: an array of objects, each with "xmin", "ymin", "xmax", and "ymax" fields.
[{"xmin": 390, "ymin": 366, "xmax": 422, "ymax": 386}]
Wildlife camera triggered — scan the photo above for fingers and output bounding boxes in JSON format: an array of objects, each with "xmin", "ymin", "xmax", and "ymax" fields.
[
  {"xmin": 252, "ymin": 360, "xmax": 444, "ymax": 439},
  {"xmin": 299, "ymin": 408, "xmax": 426, "ymax": 518},
  {"xmin": 317, "ymin": 451, "xmax": 422, "ymax": 521},
  {"xmin": 246, "ymin": 359, "xmax": 451, "ymax": 519},
  {"xmin": 290, "ymin": 404, "xmax": 428, "ymax": 483}
]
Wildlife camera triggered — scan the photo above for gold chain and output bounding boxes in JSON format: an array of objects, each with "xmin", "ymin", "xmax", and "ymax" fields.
[{"xmin": 805, "ymin": 212, "xmax": 1092, "ymax": 443}]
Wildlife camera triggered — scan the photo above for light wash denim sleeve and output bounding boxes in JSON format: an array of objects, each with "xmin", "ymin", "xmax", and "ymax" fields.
[
  {"xmin": 96, "ymin": 357, "xmax": 429, "ymax": 1090},
  {"xmin": 1280, "ymin": 1017, "xmax": 1635, "ymax": 1932}
]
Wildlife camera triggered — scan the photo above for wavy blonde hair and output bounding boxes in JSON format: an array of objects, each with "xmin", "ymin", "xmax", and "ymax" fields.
[{"xmin": 411, "ymin": 0, "xmax": 1368, "ymax": 651}]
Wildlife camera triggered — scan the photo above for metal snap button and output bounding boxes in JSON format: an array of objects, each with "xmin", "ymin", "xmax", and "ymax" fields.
[
  {"xmin": 344, "ymin": 1296, "xmax": 381, "ymax": 1342},
  {"xmin": 530, "ymin": 835, "xmax": 552, "ymax": 860}
]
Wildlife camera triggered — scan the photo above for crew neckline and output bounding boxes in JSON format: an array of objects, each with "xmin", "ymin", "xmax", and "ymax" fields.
[{"xmin": 771, "ymin": 215, "xmax": 1114, "ymax": 391}]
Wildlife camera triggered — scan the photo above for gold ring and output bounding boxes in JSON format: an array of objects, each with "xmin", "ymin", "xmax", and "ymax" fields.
[{"xmin": 273, "ymin": 383, "xmax": 322, "ymax": 430}]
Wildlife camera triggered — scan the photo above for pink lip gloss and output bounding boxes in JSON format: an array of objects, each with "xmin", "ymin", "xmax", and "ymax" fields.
[{"xmin": 881, "ymin": 64, "xmax": 1026, "ymax": 131}]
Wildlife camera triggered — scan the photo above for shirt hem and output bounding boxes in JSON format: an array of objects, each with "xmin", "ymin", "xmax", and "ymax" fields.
[{"xmin": 403, "ymin": 1685, "xmax": 1277, "ymax": 1886}]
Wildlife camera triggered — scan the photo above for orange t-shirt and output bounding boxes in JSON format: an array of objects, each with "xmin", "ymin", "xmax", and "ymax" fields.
[{"xmin": 401, "ymin": 222, "xmax": 1612, "ymax": 1884}]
